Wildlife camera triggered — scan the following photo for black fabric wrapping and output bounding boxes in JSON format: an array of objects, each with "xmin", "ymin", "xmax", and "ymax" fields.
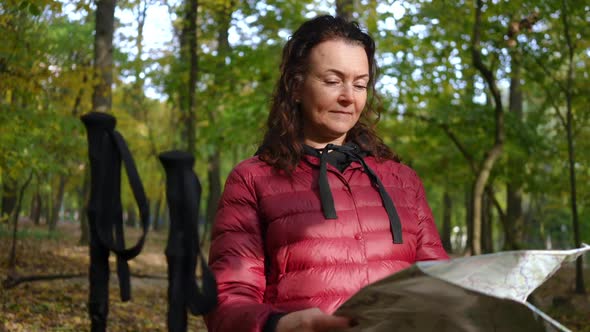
[
  {"xmin": 303, "ymin": 143, "xmax": 403, "ymax": 244},
  {"xmin": 81, "ymin": 112, "xmax": 150, "ymax": 332},
  {"xmin": 159, "ymin": 150, "xmax": 218, "ymax": 332}
]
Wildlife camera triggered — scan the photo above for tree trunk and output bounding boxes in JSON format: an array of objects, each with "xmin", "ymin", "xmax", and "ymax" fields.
[
  {"xmin": 481, "ymin": 190, "xmax": 493, "ymax": 253},
  {"xmin": 42, "ymin": 192, "xmax": 51, "ymax": 225},
  {"xmin": 465, "ymin": 182, "xmax": 473, "ymax": 255},
  {"xmin": 48, "ymin": 175, "xmax": 67, "ymax": 232},
  {"xmin": 126, "ymin": 205, "xmax": 137, "ymax": 228},
  {"xmin": 9, "ymin": 172, "xmax": 33, "ymax": 268},
  {"xmin": 179, "ymin": 0, "xmax": 198, "ymax": 153},
  {"xmin": 204, "ymin": 150, "xmax": 221, "ymax": 244},
  {"xmin": 442, "ymin": 189, "xmax": 453, "ymax": 253},
  {"xmin": 134, "ymin": 0, "xmax": 147, "ymax": 91},
  {"xmin": 522, "ymin": 197, "xmax": 540, "ymax": 247},
  {"xmin": 505, "ymin": 46, "xmax": 524, "ymax": 250},
  {"xmin": 505, "ymin": 184, "xmax": 522, "ymax": 249},
  {"xmin": 30, "ymin": 190, "xmax": 42, "ymax": 225},
  {"xmin": 202, "ymin": 1, "xmax": 234, "ymax": 244},
  {"xmin": 1, "ymin": 179, "xmax": 17, "ymax": 222},
  {"xmin": 560, "ymin": 0, "xmax": 584, "ymax": 294},
  {"xmin": 78, "ymin": 168, "xmax": 90, "ymax": 246},
  {"xmin": 336, "ymin": 0, "xmax": 354, "ymax": 21},
  {"xmin": 92, "ymin": 0, "xmax": 116, "ymax": 113},
  {"xmin": 471, "ymin": 147, "xmax": 502, "ymax": 255},
  {"xmin": 470, "ymin": 0, "xmax": 505, "ymax": 255},
  {"xmin": 152, "ymin": 196, "xmax": 162, "ymax": 231}
]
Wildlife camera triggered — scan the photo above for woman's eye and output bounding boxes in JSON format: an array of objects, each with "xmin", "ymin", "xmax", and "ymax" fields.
[
  {"xmin": 325, "ymin": 80, "xmax": 340, "ymax": 85},
  {"xmin": 354, "ymin": 85, "xmax": 367, "ymax": 90}
]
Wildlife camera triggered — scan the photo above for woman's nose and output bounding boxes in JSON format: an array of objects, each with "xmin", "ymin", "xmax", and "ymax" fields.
[{"xmin": 338, "ymin": 84, "xmax": 354, "ymax": 105}]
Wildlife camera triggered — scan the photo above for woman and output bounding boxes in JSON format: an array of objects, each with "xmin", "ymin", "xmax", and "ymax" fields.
[{"xmin": 205, "ymin": 15, "xmax": 449, "ymax": 332}]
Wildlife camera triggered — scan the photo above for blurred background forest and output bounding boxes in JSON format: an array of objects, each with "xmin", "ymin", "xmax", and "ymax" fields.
[{"xmin": 0, "ymin": 0, "xmax": 589, "ymax": 330}]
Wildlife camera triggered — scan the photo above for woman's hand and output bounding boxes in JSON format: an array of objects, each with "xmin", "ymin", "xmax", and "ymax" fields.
[{"xmin": 275, "ymin": 308, "xmax": 353, "ymax": 332}]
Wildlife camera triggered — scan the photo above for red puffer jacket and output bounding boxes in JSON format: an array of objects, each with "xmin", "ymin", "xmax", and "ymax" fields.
[{"xmin": 205, "ymin": 154, "xmax": 449, "ymax": 332}]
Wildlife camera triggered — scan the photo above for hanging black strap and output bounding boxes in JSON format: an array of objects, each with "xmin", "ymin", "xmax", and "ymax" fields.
[
  {"xmin": 303, "ymin": 143, "xmax": 403, "ymax": 244},
  {"xmin": 82, "ymin": 112, "xmax": 150, "ymax": 331},
  {"xmin": 159, "ymin": 151, "xmax": 218, "ymax": 332},
  {"xmin": 88, "ymin": 118, "xmax": 149, "ymax": 294},
  {"xmin": 111, "ymin": 131, "xmax": 150, "ymax": 259},
  {"xmin": 318, "ymin": 146, "xmax": 338, "ymax": 219}
]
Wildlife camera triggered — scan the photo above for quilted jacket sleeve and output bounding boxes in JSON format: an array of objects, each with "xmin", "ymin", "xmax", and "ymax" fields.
[
  {"xmin": 204, "ymin": 165, "xmax": 275, "ymax": 332},
  {"xmin": 412, "ymin": 172, "xmax": 450, "ymax": 262}
]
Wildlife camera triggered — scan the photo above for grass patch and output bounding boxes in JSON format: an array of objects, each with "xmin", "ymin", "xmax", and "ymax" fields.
[{"xmin": 0, "ymin": 223, "xmax": 62, "ymax": 240}]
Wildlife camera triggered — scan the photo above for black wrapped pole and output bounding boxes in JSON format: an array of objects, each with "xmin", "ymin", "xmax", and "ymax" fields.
[
  {"xmin": 159, "ymin": 151, "xmax": 218, "ymax": 332},
  {"xmin": 81, "ymin": 112, "xmax": 150, "ymax": 332}
]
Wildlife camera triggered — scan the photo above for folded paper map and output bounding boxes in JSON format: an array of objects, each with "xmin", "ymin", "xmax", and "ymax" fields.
[{"xmin": 334, "ymin": 245, "xmax": 590, "ymax": 332}]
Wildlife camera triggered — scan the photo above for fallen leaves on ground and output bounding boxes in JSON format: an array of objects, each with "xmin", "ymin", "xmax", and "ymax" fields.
[{"xmin": 0, "ymin": 221, "xmax": 206, "ymax": 331}]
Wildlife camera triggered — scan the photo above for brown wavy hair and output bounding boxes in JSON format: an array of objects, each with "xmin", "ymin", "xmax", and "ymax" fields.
[{"xmin": 258, "ymin": 15, "xmax": 399, "ymax": 173}]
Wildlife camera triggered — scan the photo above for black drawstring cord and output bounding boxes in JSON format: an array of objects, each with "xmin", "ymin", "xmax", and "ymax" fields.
[
  {"xmin": 307, "ymin": 143, "xmax": 403, "ymax": 244},
  {"xmin": 341, "ymin": 150, "xmax": 403, "ymax": 244},
  {"xmin": 318, "ymin": 144, "xmax": 338, "ymax": 219}
]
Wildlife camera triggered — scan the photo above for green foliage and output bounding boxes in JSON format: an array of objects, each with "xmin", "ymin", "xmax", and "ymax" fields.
[{"xmin": 0, "ymin": 0, "xmax": 588, "ymax": 252}]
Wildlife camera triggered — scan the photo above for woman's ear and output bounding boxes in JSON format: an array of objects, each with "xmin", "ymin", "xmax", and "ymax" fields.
[
  {"xmin": 292, "ymin": 81, "xmax": 304, "ymax": 104},
  {"xmin": 292, "ymin": 90, "xmax": 301, "ymax": 104}
]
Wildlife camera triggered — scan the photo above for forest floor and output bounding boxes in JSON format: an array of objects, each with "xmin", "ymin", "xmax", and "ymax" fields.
[
  {"xmin": 1, "ymin": 220, "xmax": 589, "ymax": 332},
  {"xmin": 0, "ymin": 220, "xmax": 205, "ymax": 331}
]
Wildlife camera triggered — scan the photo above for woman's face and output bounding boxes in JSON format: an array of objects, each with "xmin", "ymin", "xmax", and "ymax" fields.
[{"xmin": 298, "ymin": 39, "xmax": 369, "ymax": 148}]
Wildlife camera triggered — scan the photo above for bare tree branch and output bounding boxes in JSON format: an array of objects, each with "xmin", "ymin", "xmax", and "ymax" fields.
[
  {"xmin": 3, "ymin": 272, "xmax": 167, "ymax": 289},
  {"xmin": 391, "ymin": 110, "xmax": 506, "ymax": 220}
]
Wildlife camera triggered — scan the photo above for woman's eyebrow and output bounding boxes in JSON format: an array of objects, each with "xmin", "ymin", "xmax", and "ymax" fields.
[{"xmin": 323, "ymin": 69, "xmax": 369, "ymax": 80}]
